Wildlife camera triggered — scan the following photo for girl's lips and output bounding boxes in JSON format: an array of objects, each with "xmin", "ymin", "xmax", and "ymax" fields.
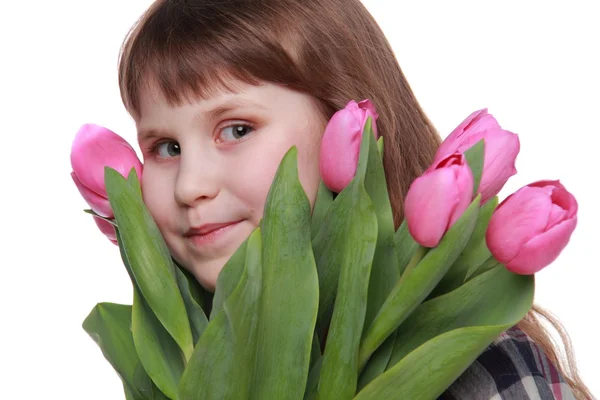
[{"xmin": 185, "ymin": 220, "xmax": 244, "ymax": 248}]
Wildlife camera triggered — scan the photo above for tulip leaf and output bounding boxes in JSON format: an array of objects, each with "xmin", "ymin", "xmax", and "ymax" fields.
[
  {"xmin": 355, "ymin": 327, "xmax": 501, "ymax": 400},
  {"xmin": 132, "ymin": 362, "xmax": 171, "ymax": 400},
  {"xmin": 126, "ymin": 167, "xmax": 143, "ymax": 198},
  {"xmin": 463, "ymin": 139, "xmax": 485, "ymax": 197},
  {"xmin": 355, "ymin": 266, "xmax": 534, "ymax": 399},
  {"xmin": 304, "ymin": 357, "xmax": 323, "ymax": 400},
  {"xmin": 105, "ymin": 167, "xmax": 194, "ymax": 361},
  {"xmin": 179, "ymin": 229, "xmax": 262, "ymax": 400},
  {"xmin": 311, "ymin": 180, "xmax": 334, "ymax": 239},
  {"xmin": 356, "ymin": 332, "xmax": 397, "ymax": 392},
  {"xmin": 180, "ymin": 148, "xmax": 318, "ymax": 399},
  {"xmin": 210, "ymin": 238, "xmax": 248, "ymax": 320},
  {"xmin": 376, "ymin": 136, "xmax": 384, "ymax": 159},
  {"xmin": 173, "ymin": 260, "xmax": 213, "ymax": 319},
  {"xmin": 254, "ymin": 146, "xmax": 318, "ymax": 398},
  {"xmin": 358, "ymin": 195, "xmax": 481, "ymax": 370},
  {"xmin": 315, "ymin": 179, "xmax": 378, "ymax": 400},
  {"xmin": 173, "ymin": 264, "xmax": 209, "ymax": 345},
  {"xmin": 358, "ymin": 118, "xmax": 400, "ymax": 334},
  {"xmin": 177, "ymin": 311, "xmax": 235, "ymax": 400},
  {"xmin": 82, "ymin": 302, "xmax": 141, "ymax": 398},
  {"xmin": 394, "ymin": 219, "xmax": 419, "ymax": 277},
  {"xmin": 428, "ymin": 195, "xmax": 498, "ymax": 298},
  {"xmin": 112, "ymin": 227, "xmax": 185, "ymax": 399}
]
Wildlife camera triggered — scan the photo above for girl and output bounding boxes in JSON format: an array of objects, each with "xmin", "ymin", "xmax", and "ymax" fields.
[{"xmin": 117, "ymin": 0, "xmax": 593, "ymax": 398}]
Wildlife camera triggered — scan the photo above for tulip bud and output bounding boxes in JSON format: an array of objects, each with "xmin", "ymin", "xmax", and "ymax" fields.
[
  {"xmin": 319, "ymin": 99, "xmax": 379, "ymax": 193},
  {"xmin": 434, "ymin": 109, "xmax": 520, "ymax": 203},
  {"xmin": 486, "ymin": 180, "xmax": 578, "ymax": 274},
  {"xmin": 70, "ymin": 123, "xmax": 143, "ymax": 218},
  {"xmin": 404, "ymin": 152, "xmax": 474, "ymax": 247},
  {"xmin": 71, "ymin": 124, "xmax": 143, "ymax": 245}
]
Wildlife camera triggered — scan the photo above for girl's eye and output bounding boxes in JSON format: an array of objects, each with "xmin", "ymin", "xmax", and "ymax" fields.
[
  {"xmin": 218, "ymin": 124, "xmax": 255, "ymax": 143},
  {"xmin": 155, "ymin": 141, "xmax": 181, "ymax": 158}
]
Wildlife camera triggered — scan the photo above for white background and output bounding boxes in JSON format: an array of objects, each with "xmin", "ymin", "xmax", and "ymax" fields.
[{"xmin": 1, "ymin": 0, "xmax": 598, "ymax": 398}]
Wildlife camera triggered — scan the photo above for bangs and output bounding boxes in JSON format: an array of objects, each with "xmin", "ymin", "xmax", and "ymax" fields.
[{"xmin": 118, "ymin": 0, "xmax": 308, "ymax": 119}]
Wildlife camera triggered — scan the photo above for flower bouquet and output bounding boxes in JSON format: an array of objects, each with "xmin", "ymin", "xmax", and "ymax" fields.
[{"xmin": 72, "ymin": 102, "xmax": 577, "ymax": 400}]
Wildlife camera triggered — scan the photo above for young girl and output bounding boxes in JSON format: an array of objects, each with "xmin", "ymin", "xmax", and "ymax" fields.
[{"xmin": 117, "ymin": 0, "xmax": 593, "ymax": 398}]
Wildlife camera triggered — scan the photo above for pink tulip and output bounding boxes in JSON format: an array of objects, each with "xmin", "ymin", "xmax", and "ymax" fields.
[
  {"xmin": 319, "ymin": 99, "xmax": 379, "ymax": 192},
  {"xmin": 70, "ymin": 123, "xmax": 143, "ymax": 218},
  {"xmin": 93, "ymin": 216, "xmax": 118, "ymax": 245},
  {"xmin": 434, "ymin": 108, "xmax": 520, "ymax": 203},
  {"xmin": 404, "ymin": 152, "xmax": 474, "ymax": 247},
  {"xmin": 486, "ymin": 180, "xmax": 578, "ymax": 275}
]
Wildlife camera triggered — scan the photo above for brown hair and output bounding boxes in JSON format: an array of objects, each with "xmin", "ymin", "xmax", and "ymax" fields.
[{"xmin": 118, "ymin": 0, "xmax": 593, "ymax": 398}]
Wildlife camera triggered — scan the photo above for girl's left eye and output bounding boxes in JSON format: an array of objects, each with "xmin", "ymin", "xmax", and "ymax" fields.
[{"xmin": 217, "ymin": 123, "xmax": 255, "ymax": 143}]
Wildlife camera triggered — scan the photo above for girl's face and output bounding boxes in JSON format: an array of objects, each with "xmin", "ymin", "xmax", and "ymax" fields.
[{"xmin": 136, "ymin": 79, "xmax": 328, "ymax": 291}]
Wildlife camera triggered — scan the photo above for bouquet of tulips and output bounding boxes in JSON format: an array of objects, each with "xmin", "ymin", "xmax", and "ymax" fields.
[{"xmin": 72, "ymin": 102, "xmax": 577, "ymax": 400}]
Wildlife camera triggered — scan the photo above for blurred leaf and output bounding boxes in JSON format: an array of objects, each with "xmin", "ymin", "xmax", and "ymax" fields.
[
  {"xmin": 358, "ymin": 195, "xmax": 481, "ymax": 370},
  {"xmin": 105, "ymin": 168, "xmax": 194, "ymax": 360},
  {"xmin": 315, "ymin": 179, "xmax": 378, "ymax": 400},
  {"xmin": 356, "ymin": 332, "xmax": 396, "ymax": 392}
]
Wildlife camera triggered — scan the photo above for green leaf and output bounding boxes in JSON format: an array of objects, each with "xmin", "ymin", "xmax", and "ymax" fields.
[
  {"xmin": 376, "ymin": 136, "xmax": 384, "ymax": 160},
  {"xmin": 253, "ymin": 146, "xmax": 319, "ymax": 398},
  {"xmin": 178, "ymin": 229, "xmax": 262, "ymax": 400},
  {"xmin": 359, "ymin": 119, "xmax": 400, "ymax": 333},
  {"xmin": 82, "ymin": 303, "xmax": 140, "ymax": 397},
  {"xmin": 177, "ymin": 311, "xmax": 235, "ymax": 400},
  {"xmin": 428, "ymin": 196, "xmax": 498, "ymax": 298},
  {"xmin": 356, "ymin": 332, "xmax": 396, "ymax": 391},
  {"xmin": 315, "ymin": 179, "xmax": 378, "ymax": 400},
  {"xmin": 355, "ymin": 327, "xmax": 500, "ymax": 400},
  {"xmin": 173, "ymin": 265, "xmax": 209, "ymax": 345},
  {"xmin": 463, "ymin": 139, "xmax": 485, "ymax": 197},
  {"xmin": 113, "ymin": 228, "xmax": 185, "ymax": 399},
  {"xmin": 180, "ymin": 148, "xmax": 318, "ymax": 399},
  {"xmin": 210, "ymin": 239, "xmax": 248, "ymax": 320},
  {"xmin": 358, "ymin": 195, "xmax": 481, "ymax": 370},
  {"xmin": 132, "ymin": 362, "xmax": 171, "ymax": 400},
  {"xmin": 105, "ymin": 167, "xmax": 194, "ymax": 360},
  {"xmin": 394, "ymin": 219, "xmax": 419, "ymax": 277},
  {"xmin": 127, "ymin": 167, "xmax": 143, "ymax": 198},
  {"xmin": 132, "ymin": 286, "xmax": 185, "ymax": 399},
  {"xmin": 304, "ymin": 357, "xmax": 323, "ymax": 400},
  {"xmin": 356, "ymin": 266, "xmax": 534, "ymax": 399},
  {"xmin": 311, "ymin": 180, "xmax": 334, "ymax": 239}
]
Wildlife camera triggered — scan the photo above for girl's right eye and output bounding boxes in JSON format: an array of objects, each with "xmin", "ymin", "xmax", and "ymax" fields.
[{"xmin": 153, "ymin": 141, "xmax": 181, "ymax": 158}]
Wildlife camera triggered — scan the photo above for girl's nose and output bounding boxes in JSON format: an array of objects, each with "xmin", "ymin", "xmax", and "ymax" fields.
[{"xmin": 174, "ymin": 153, "xmax": 220, "ymax": 207}]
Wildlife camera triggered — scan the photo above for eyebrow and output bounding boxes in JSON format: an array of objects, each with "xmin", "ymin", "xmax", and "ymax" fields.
[{"xmin": 137, "ymin": 98, "xmax": 267, "ymax": 141}]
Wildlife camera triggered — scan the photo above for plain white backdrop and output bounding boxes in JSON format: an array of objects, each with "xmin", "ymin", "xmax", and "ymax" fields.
[{"xmin": 1, "ymin": 0, "xmax": 598, "ymax": 398}]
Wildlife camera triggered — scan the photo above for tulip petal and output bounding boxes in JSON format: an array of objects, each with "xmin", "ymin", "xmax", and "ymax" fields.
[
  {"xmin": 93, "ymin": 216, "xmax": 118, "ymax": 245},
  {"xmin": 71, "ymin": 172, "xmax": 113, "ymax": 217},
  {"xmin": 319, "ymin": 109, "xmax": 362, "ymax": 193},
  {"xmin": 506, "ymin": 218, "xmax": 577, "ymax": 274},
  {"xmin": 405, "ymin": 168, "xmax": 460, "ymax": 247},
  {"xmin": 435, "ymin": 109, "xmax": 490, "ymax": 158},
  {"xmin": 71, "ymin": 124, "xmax": 143, "ymax": 197},
  {"xmin": 486, "ymin": 187, "xmax": 553, "ymax": 263},
  {"xmin": 477, "ymin": 132, "xmax": 520, "ymax": 202}
]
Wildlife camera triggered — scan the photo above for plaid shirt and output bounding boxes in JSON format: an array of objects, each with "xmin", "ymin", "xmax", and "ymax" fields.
[{"xmin": 439, "ymin": 326, "xmax": 575, "ymax": 400}]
